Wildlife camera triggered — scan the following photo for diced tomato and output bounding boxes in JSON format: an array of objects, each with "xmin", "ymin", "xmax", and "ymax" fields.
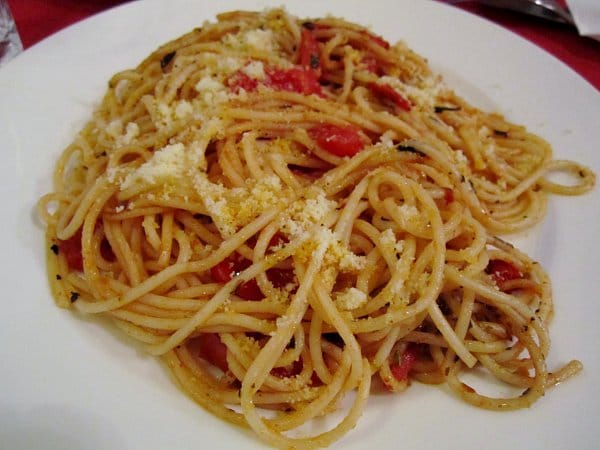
[
  {"xmin": 235, "ymin": 269, "xmax": 295, "ymax": 300},
  {"xmin": 267, "ymin": 268, "xmax": 295, "ymax": 289},
  {"xmin": 443, "ymin": 187, "xmax": 454, "ymax": 204},
  {"xmin": 390, "ymin": 344, "xmax": 419, "ymax": 382},
  {"xmin": 211, "ymin": 254, "xmax": 262, "ymax": 299},
  {"xmin": 235, "ymin": 278, "xmax": 263, "ymax": 301},
  {"xmin": 361, "ymin": 55, "xmax": 383, "ymax": 75},
  {"xmin": 271, "ymin": 359, "xmax": 303, "ymax": 378},
  {"xmin": 226, "ymin": 70, "xmax": 259, "ymax": 93},
  {"xmin": 298, "ymin": 28, "xmax": 321, "ymax": 76},
  {"xmin": 485, "ymin": 259, "xmax": 523, "ymax": 284},
  {"xmin": 210, "ymin": 257, "xmax": 238, "ymax": 283},
  {"xmin": 187, "ymin": 333, "xmax": 229, "ymax": 373},
  {"xmin": 310, "ymin": 371, "xmax": 323, "ymax": 386},
  {"xmin": 210, "ymin": 239, "xmax": 295, "ymax": 300},
  {"xmin": 266, "ymin": 67, "xmax": 323, "ymax": 96},
  {"xmin": 268, "ymin": 232, "xmax": 288, "ymax": 249},
  {"xmin": 57, "ymin": 229, "xmax": 83, "ymax": 271},
  {"xmin": 368, "ymin": 82, "xmax": 412, "ymax": 111},
  {"xmin": 308, "ymin": 124, "xmax": 365, "ymax": 157}
]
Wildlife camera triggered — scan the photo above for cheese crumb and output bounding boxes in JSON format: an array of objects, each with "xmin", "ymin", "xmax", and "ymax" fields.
[
  {"xmin": 223, "ymin": 28, "xmax": 276, "ymax": 53},
  {"xmin": 193, "ymin": 173, "xmax": 288, "ymax": 237},
  {"xmin": 106, "ymin": 119, "xmax": 123, "ymax": 139},
  {"xmin": 335, "ymin": 288, "xmax": 367, "ymax": 311},
  {"xmin": 121, "ymin": 143, "xmax": 187, "ymax": 190},
  {"xmin": 280, "ymin": 187, "xmax": 337, "ymax": 238},
  {"xmin": 243, "ymin": 29, "xmax": 275, "ymax": 52},
  {"xmin": 379, "ymin": 74, "xmax": 444, "ymax": 109},
  {"xmin": 242, "ymin": 60, "xmax": 266, "ymax": 80}
]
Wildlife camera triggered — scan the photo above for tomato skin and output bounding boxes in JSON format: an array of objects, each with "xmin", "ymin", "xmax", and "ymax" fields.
[
  {"xmin": 266, "ymin": 67, "xmax": 323, "ymax": 96},
  {"xmin": 58, "ymin": 229, "xmax": 83, "ymax": 271},
  {"xmin": 187, "ymin": 333, "xmax": 229, "ymax": 373},
  {"xmin": 308, "ymin": 124, "xmax": 365, "ymax": 157},
  {"xmin": 298, "ymin": 28, "xmax": 321, "ymax": 76},
  {"xmin": 485, "ymin": 259, "xmax": 523, "ymax": 284},
  {"xmin": 390, "ymin": 344, "xmax": 418, "ymax": 381},
  {"xmin": 368, "ymin": 82, "xmax": 412, "ymax": 111}
]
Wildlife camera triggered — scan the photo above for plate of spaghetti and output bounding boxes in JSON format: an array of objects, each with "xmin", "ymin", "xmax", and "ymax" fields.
[{"xmin": 1, "ymin": 0, "xmax": 599, "ymax": 449}]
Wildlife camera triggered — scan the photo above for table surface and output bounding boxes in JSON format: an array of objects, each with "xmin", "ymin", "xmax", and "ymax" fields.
[{"xmin": 6, "ymin": 0, "xmax": 600, "ymax": 90}]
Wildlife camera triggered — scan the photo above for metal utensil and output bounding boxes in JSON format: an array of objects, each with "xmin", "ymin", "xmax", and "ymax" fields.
[{"xmin": 478, "ymin": 0, "xmax": 575, "ymax": 25}]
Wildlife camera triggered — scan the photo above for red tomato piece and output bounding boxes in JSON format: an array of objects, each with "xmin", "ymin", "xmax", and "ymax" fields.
[
  {"xmin": 58, "ymin": 229, "xmax": 83, "ymax": 271},
  {"xmin": 310, "ymin": 371, "xmax": 323, "ymax": 386},
  {"xmin": 361, "ymin": 56, "xmax": 383, "ymax": 75},
  {"xmin": 390, "ymin": 344, "xmax": 419, "ymax": 382},
  {"xmin": 271, "ymin": 359, "xmax": 303, "ymax": 378},
  {"xmin": 210, "ymin": 257, "xmax": 237, "ymax": 283},
  {"xmin": 308, "ymin": 124, "xmax": 365, "ymax": 157},
  {"xmin": 266, "ymin": 67, "xmax": 323, "ymax": 96},
  {"xmin": 226, "ymin": 70, "xmax": 259, "ymax": 93},
  {"xmin": 235, "ymin": 269, "xmax": 295, "ymax": 300},
  {"xmin": 187, "ymin": 333, "xmax": 229, "ymax": 373},
  {"xmin": 268, "ymin": 232, "xmax": 288, "ymax": 249},
  {"xmin": 236, "ymin": 279, "xmax": 263, "ymax": 301},
  {"xmin": 443, "ymin": 187, "xmax": 454, "ymax": 204},
  {"xmin": 298, "ymin": 28, "xmax": 321, "ymax": 76},
  {"xmin": 267, "ymin": 268, "xmax": 295, "ymax": 289},
  {"xmin": 368, "ymin": 82, "xmax": 412, "ymax": 111},
  {"xmin": 485, "ymin": 259, "xmax": 523, "ymax": 284}
]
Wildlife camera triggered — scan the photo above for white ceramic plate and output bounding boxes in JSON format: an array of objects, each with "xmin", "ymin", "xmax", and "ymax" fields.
[{"xmin": 1, "ymin": 1, "xmax": 598, "ymax": 449}]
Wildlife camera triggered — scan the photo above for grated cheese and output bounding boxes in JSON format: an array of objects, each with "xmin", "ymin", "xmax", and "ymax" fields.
[
  {"xmin": 121, "ymin": 143, "xmax": 187, "ymax": 190},
  {"xmin": 378, "ymin": 74, "xmax": 444, "ymax": 109},
  {"xmin": 334, "ymin": 287, "xmax": 367, "ymax": 311},
  {"xmin": 242, "ymin": 60, "xmax": 266, "ymax": 80}
]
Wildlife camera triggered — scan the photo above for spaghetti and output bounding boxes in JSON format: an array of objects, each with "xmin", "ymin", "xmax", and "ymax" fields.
[{"xmin": 39, "ymin": 9, "xmax": 595, "ymax": 449}]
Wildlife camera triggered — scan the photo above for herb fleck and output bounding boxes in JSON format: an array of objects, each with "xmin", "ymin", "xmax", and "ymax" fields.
[
  {"xmin": 310, "ymin": 53, "xmax": 320, "ymax": 69},
  {"xmin": 70, "ymin": 292, "xmax": 80, "ymax": 303},
  {"xmin": 50, "ymin": 244, "xmax": 59, "ymax": 255},
  {"xmin": 160, "ymin": 51, "xmax": 176, "ymax": 70},
  {"xmin": 396, "ymin": 144, "xmax": 425, "ymax": 156},
  {"xmin": 434, "ymin": 105, "xmax": 461, "ymax": 113}
]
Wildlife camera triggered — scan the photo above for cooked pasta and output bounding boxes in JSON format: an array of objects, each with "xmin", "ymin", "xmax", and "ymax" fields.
[{"xmin": 39, "ymin": 8, "xmax": 595, "ymax": 449}]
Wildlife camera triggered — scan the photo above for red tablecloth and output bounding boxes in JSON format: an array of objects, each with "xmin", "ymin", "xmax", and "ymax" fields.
[{"xmin": 7, "ymin": 0, "xmax": 600, "ymax": 90}]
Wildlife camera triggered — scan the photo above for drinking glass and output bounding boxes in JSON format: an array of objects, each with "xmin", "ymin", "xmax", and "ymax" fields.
[{"xmin": 0, "ymin": 0, "xmax": 22, "ymax": 66}]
